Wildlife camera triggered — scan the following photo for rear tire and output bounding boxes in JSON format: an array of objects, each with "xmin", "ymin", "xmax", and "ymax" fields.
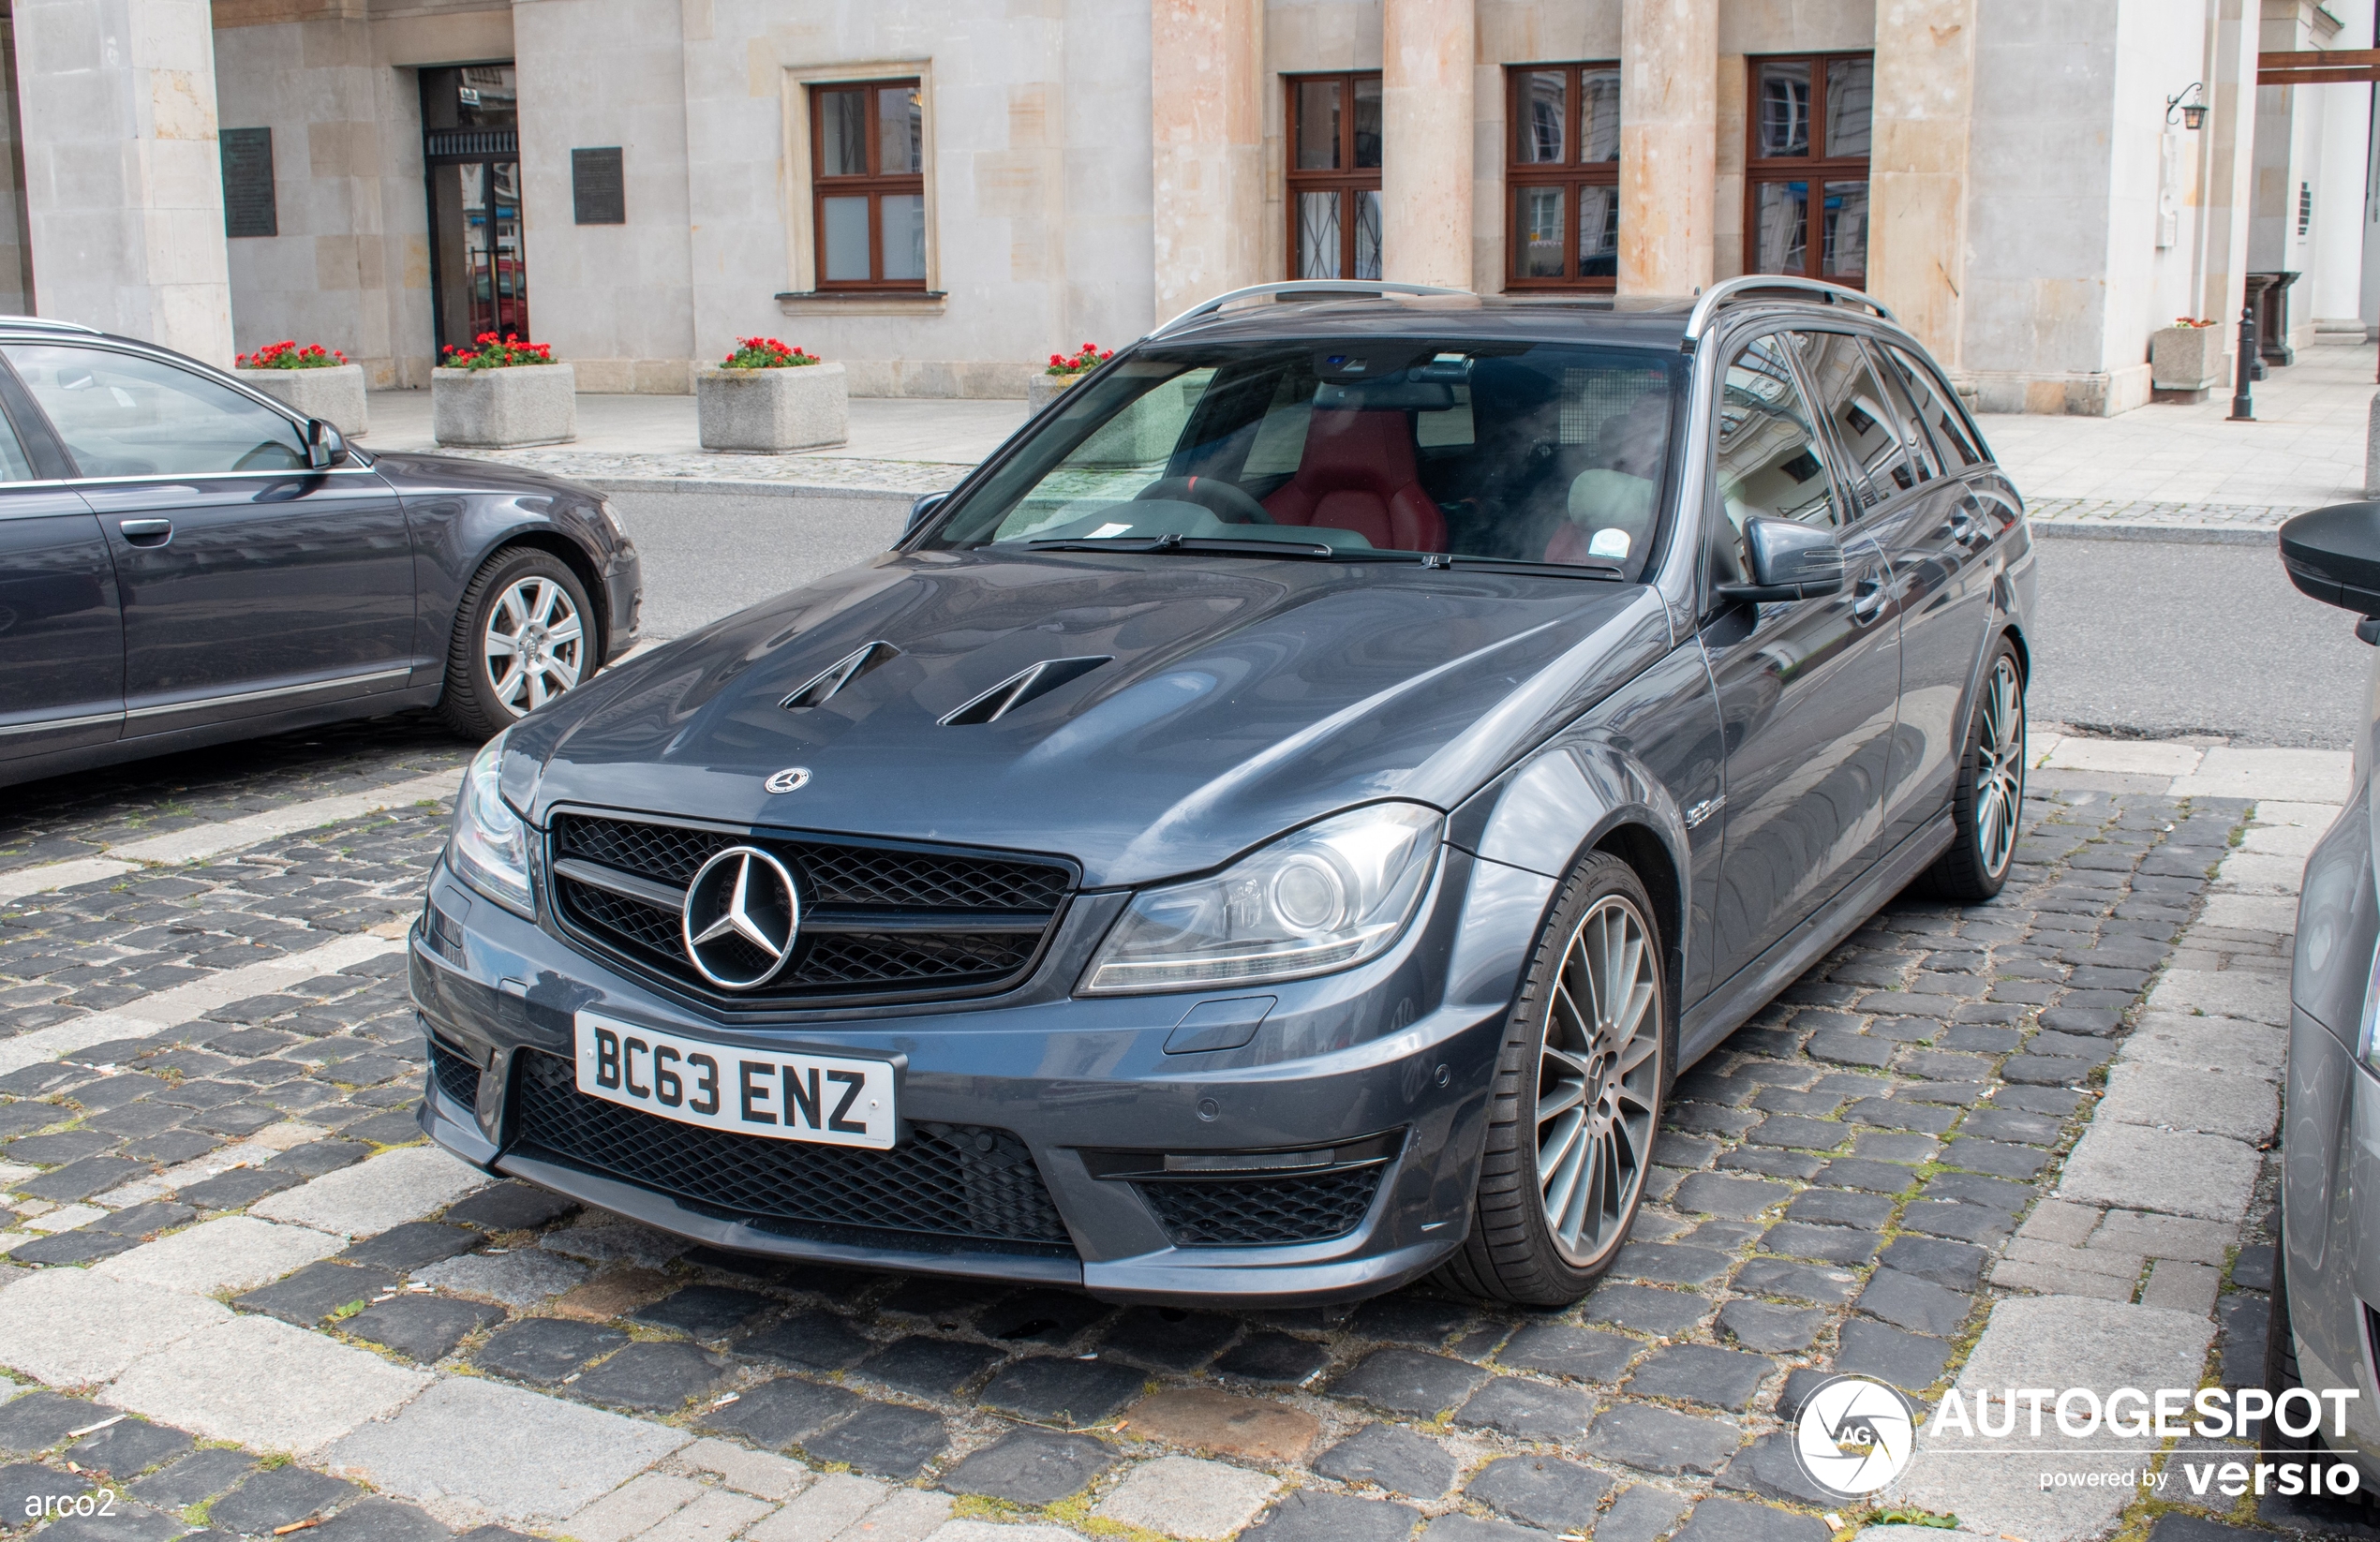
[
  {"xmin": 439, "ymin": 547, "xmax": 596, "ymax": 741},
  {"xmin": 1436, "ymin": 851, "xmax": 1668, "ymax": 1307},
  {"xmin": 1917, "ymin": 638, "xmax": 2025, "ymax": 902}
]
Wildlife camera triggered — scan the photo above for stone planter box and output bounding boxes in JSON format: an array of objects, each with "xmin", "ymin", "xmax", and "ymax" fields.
[
  {"xmin": 1027, "ymin": 372, "xmax": 1085, "ymax": 415},
  {"xmin": 237, "ymin": 363, "xmax": 367, "ymax": 437},
  {"xmin": 697, "ymin": 361, "xmax": 848, "ymax": 452},
  {"xmin": 433, "ymin": 363, "xmax": 576, "ymax": 449},
  {"xmin": 2150, "ymin": 325, "xmax": 2225, "ymax": 392}
]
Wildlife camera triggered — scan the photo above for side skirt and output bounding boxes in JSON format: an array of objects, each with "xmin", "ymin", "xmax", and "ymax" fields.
[{"xmin": 1676, "ymin": 810, "xmax": 1957, "ymax": 1070}]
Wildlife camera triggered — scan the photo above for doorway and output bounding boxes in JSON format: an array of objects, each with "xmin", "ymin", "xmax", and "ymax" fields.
[{"xmin": 421, "ymin": 65, "xmax": 528, "ymax": 351}]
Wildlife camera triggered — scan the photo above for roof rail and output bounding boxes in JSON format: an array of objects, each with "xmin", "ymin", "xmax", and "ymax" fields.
[
  {"xmin": 1680, "ymin": 275, "xmax": 1893, "ymax": 348},
  {"xmin": 0, "ymin": 315, "xmax": 101, "ymax": 334},
  {"xmin": 1151, "ymin": 280, "xmax": 1471, "ymax": 338}
]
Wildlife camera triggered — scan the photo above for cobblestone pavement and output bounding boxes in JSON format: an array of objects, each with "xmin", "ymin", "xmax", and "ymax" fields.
[
  {"xmin": 0, "ymin": 735, "xmax": 2360, "ymax": 1542},
  {"xmin": 435, "ymin": 451, "xmax": 959, "ymax": 498}
]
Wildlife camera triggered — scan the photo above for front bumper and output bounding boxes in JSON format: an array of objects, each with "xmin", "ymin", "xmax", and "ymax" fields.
[{"xmin": 410, "ymin": 841, "xmax": 1548, "ymax": 1306}]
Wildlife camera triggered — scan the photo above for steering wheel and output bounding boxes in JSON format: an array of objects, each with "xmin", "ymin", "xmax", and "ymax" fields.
[{"xmin": 1135, "ymin": 475, "xmax": 1274, "ymax": 525}]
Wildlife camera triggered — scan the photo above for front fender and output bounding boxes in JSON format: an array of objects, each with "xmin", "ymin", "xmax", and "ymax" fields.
[{"xmin": 1443, "ymin": 638, "xmax": 1722, "ymax": 1013}]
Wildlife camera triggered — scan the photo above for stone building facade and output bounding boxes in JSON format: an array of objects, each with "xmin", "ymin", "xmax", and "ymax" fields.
[{"xmin": 0, "ymin": 0, "xmax": 2371, "ymax": 414}]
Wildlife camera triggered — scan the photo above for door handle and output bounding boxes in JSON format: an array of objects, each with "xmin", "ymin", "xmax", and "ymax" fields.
[
  {"xmin": 118, "ymin": 519, "xmax": 172, "ymax": 547},
  {"xmin": 1850, "ymin": 575, "xmax": 1891, "ymax": 624}
]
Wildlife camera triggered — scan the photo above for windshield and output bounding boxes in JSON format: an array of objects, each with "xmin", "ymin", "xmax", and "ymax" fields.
[{"xmin": 925, "ymin": 337, "xmax": 1684, "ymax": 580}]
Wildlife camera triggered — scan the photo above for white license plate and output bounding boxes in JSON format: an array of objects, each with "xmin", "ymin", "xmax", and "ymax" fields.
[{"xmin": 573, "ymin": 1012, "xmax": 896, "ymax": 1149}]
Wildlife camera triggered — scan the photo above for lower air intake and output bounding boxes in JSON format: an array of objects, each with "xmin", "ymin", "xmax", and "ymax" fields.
[{"xmin": 1137, "ymin": 1166, "xmax": 1385, "ymax": 1247}]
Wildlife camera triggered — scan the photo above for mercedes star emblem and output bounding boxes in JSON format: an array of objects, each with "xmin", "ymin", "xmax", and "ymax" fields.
[
  {"xmin": 765, "ymin": 766, "xmax": 812, "ymax": 793},
  {"xmin": 680, "ymin": 846, "xmax": 801, "ymax": 989}
]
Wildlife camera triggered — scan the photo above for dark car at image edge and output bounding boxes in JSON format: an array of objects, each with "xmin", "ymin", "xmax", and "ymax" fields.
[
  {"xmin": 411, "ymin": 274, "xmax": 2036, "ymax": 1308},
  {"xmin": 0, "ymin": 314, "xmax": 643, "ymax": 790}
]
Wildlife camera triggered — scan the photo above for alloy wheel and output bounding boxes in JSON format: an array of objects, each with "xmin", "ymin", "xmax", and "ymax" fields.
[
  {"xmin": 1973, "ymin": 654, "xmax": 2025, "ymax": 878},
  {"xmin": 1536, "ymin": 894, "xmax": 1662, "ymax": 1265},
  {"xmin": 484, "ymin": 574, "xmax": 585, "ymax": 716}
]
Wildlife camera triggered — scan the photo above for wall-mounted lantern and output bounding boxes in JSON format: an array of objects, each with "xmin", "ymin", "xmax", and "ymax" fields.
[{"xmin": 2167, "ymin": 82, "xmax": 2209, "ymax": 130}]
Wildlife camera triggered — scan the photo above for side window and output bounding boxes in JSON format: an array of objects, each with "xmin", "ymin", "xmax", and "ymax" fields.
[
  {"xmin": 1882, "ymin": 343, "xmax": 1985, "ymax": 467},
  {"xmin": 1861, "ymin": 339, "xmax": 1939, "ymax": 482},
  {"xmin": 1792, "ymin": 329, "xmax": 1920, "ymax": 502},
  {"xmin": 1708, "ymin": 334, "xmax": 1835, "ymax": 587},
  {"xmin": 3, "ymin": 345, "xmax": 307, "ymax": 479},
  {"xmin": 0, "ymin": 400, "xmax": 37, "ymax": 482}
]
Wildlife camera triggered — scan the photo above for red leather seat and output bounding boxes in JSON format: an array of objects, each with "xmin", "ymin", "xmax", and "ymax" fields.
[{"xmin": 1263, "ymin": 409, "xmax": 1447, "ymax": 552}]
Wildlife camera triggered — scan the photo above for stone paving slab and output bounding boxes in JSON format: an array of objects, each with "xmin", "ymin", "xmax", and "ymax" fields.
[
  {"xmin": 0, "ymin": 1269, "xmax": 231, "ymax": 1385},
  {"xmin": 94, "ymin": 1214, "xmax": 346, "ymax": 1295},
  {"xmin": 103, "ymin": 1312, "xmax": 432, "ymax": 1454},
  {"xmin": 252, "ymin": 1144, "xmax": 492, "ymax": 1238},
  {"xmin": 1886, "ymin": 1295, "xmax": 2217, "ymax": 1540},
  {"xmin": 327, "ymin": 1375, "xmax": 691, "ymax": 1525}
]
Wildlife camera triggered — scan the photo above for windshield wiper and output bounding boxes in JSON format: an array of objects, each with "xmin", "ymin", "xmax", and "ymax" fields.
[
  {"xmin": 1423, "ymin": 555, "xmax": 1628, "ymax": 581},
  {"xmin": 1025, "ymin": 534, "xmax": 1341, "ymax": 559}
]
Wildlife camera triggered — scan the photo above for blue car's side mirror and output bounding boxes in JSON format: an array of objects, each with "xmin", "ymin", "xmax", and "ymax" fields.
[
  {"xmin": 1716, "ymin": 515, "xmax": 1846, "ymax": 604},
  {"xmin": 907, "ymin": 491, "xmax": 948, "ymax": 535}
]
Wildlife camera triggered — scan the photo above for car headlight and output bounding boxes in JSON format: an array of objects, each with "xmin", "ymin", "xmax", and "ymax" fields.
[
  {"xmin": 1080, "ymin": 803, "xmax": 1442, "ymax": 995},
  {"xmin": 593, "ymin": 497, "xmax": 631, "ymax": 545},
  {"xmin": 447, "ymin": 734, "xmax": 534, "ymax": 917}
]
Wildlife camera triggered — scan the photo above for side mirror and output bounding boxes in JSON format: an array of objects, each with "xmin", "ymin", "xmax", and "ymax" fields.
[
  {"xmin": 305, "ymin": 418, "xmax": 349, "ymax": 470},
  {"xmin": 906, "ymin": 490, "xmax": 949, "ymax": 535},
  {"xmin": 1716, "ymin": 515, "xmax": 1847, "ymax": 604},
  {"xmin": 2281, "ymin": 503, "xmax": 2380, "ymax": 643}
]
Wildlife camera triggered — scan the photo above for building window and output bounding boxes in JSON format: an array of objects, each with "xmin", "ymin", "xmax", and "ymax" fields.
[
  {"xmin": 1744, "ymin": 52, "xmax": 1872, "ymax": 286},
  {"xmin": 1505, "ymin": 64, "xmax": 1620, "ymax": 290},
  {"xmin": 809, "ymin": 80, "xmax": 925, "ymax": 289},
  {"xmin": 1286, "ymin": 72, "xmax": 1382, "ymax": 280}
]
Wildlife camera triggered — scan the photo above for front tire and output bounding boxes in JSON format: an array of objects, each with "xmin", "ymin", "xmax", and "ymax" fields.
[
  {"xmin": 1437, "ymin": 852, "xmax": 1667, "ymax": 1307},
  {"xmin": 1918, "ymin": 639, "xmax": 2026, "ymax": 902},
  {"xmin": 439, "ymin": 547, "xmax": 596, "ymax": 740}
]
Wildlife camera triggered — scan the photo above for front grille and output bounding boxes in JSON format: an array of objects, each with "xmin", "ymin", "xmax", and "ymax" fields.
[
  {"xmin": 430, "ymin": 1042, "xmax": 482, "ymax": 1109},
  {"xmin": 548, "ymin": 812, "xmax": 1072, "ymax": 1006},
  {"xmin": 1137, "ymin": 1166, "xmax": 1385, "ymax": 1246},
  {"xmin": 511, "ymin": 1051, "xmax": 1071, "ymax": 1247}
]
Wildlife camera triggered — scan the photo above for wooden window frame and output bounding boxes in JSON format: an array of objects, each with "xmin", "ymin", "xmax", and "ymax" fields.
[
  {"xmin": 1743, "ymin": 52, "xmax": 1872, "ymax": 290},
  {"xmin": 1503, "ymin": 62, "xmax": 1620, "ymax": 292},
  {"xmin": 1284, "ymin": 71, "xmax": 1382, "ymax": 282},
  {"xmin": 809, "ymin": 79, "xmax": 926, "ymax": 291}
]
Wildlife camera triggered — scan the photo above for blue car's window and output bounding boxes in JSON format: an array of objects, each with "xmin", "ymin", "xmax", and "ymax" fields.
[
  {"xmin": 928, "ymin": 339, "xmax": 1683, "ymax": 578},
  {"xmin": 7, "ymin": 344, "xmax": 308, "ymax": 479}
]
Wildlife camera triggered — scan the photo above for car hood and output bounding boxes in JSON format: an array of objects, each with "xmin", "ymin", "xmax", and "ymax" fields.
[{"xmin": 509, "ymin": 551, "xmax": 1670, "ymax": 888}]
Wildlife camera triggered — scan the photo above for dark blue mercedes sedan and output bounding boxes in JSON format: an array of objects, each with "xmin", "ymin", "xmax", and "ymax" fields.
[
  {"xmin": 413, "ymin": 276, "xmax": 2034, "ymax": 1307},
  {"xmin": 0, "ymin": 316, "xmax": 642, "ymax": 788}
]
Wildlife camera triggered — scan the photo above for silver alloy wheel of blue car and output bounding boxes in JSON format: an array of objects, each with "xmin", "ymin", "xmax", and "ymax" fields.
[
  {"xmin": 1539, "ymin": 893, "xmax": 1663, "ymax": 1265},
  {"xmin": 484, "ymin": 573, "xmax": 585, "ymax": 716},
  {"xmin": 1974, "ymin": 653, "xmax": 2025, "ymax": 878}
]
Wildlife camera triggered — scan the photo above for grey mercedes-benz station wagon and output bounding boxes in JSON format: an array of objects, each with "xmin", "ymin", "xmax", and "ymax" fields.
[{"xmin": 412, "ymin": 275, "xmax": 2034, "ymax": 1307}]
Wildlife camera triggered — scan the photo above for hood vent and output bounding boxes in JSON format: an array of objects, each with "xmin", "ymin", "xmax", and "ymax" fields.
[
  {"xmin": 940, "ymin": 655, "xmax": 1112, "ymax": 726},
  {"xmin": 781, "ymin": 640, "xmax": 900, "ymax": 710}
]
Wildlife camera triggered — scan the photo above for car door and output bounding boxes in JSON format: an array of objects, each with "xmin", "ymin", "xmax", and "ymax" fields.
[
  {"xmin": 5, "ymin": 341, "xmax": 418, "ymax": 737},
  {"xmin": 1699, "ymin": 330, "xmax": 1902, "ymax": 986},
  {"xmin": 0, "ymin": 363, "xmax": 122, "ymax": 763},
  {"xmin": 1809, "ymin": 333, "xmax": 2000, "ymax": 851}
]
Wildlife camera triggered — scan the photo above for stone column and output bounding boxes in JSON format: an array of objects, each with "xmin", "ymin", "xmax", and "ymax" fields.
[
  {"xmin": 2195, "ymin": 0, "xmax": 2262, "ymax": 362},
  {"xmin": 12, "ymin": 0, "xmax": 235, "ymax": 363},
  {"xmin": 1617, "ymin": 0, "xmax": 1715, "ymax": 297},
  {"xmin": 1380, "ymin": 0, "xmax": 1473, "ymax": 289},
  {"xmin": 1150, "ymin": 0, "xmax": 1267, "ymax": 325},
  {"xmin": 1867, "ymin": 0, "xmax": 1975, "ymax": 366}
]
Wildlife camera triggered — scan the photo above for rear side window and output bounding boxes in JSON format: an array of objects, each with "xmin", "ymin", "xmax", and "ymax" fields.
[
  {"xmin": 1881, "ymin": 343, "xmax": 1985, "ymax": 467},
  {"xmin": 0, "ymin": 398, "xmax": 37, "ymax": 482},
  {"xmin": 1792, "ymin": 329, "xmax": 1922, "ymax": 502},
  {"xmin": 6, "ymin": 344, "xmax": 307, "ymax": 479}
]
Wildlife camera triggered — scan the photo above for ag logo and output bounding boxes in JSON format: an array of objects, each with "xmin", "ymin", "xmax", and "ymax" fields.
[{"xmin": 1792, "ymin": 1375, "xmax": 1916, "ymax": 1498}]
